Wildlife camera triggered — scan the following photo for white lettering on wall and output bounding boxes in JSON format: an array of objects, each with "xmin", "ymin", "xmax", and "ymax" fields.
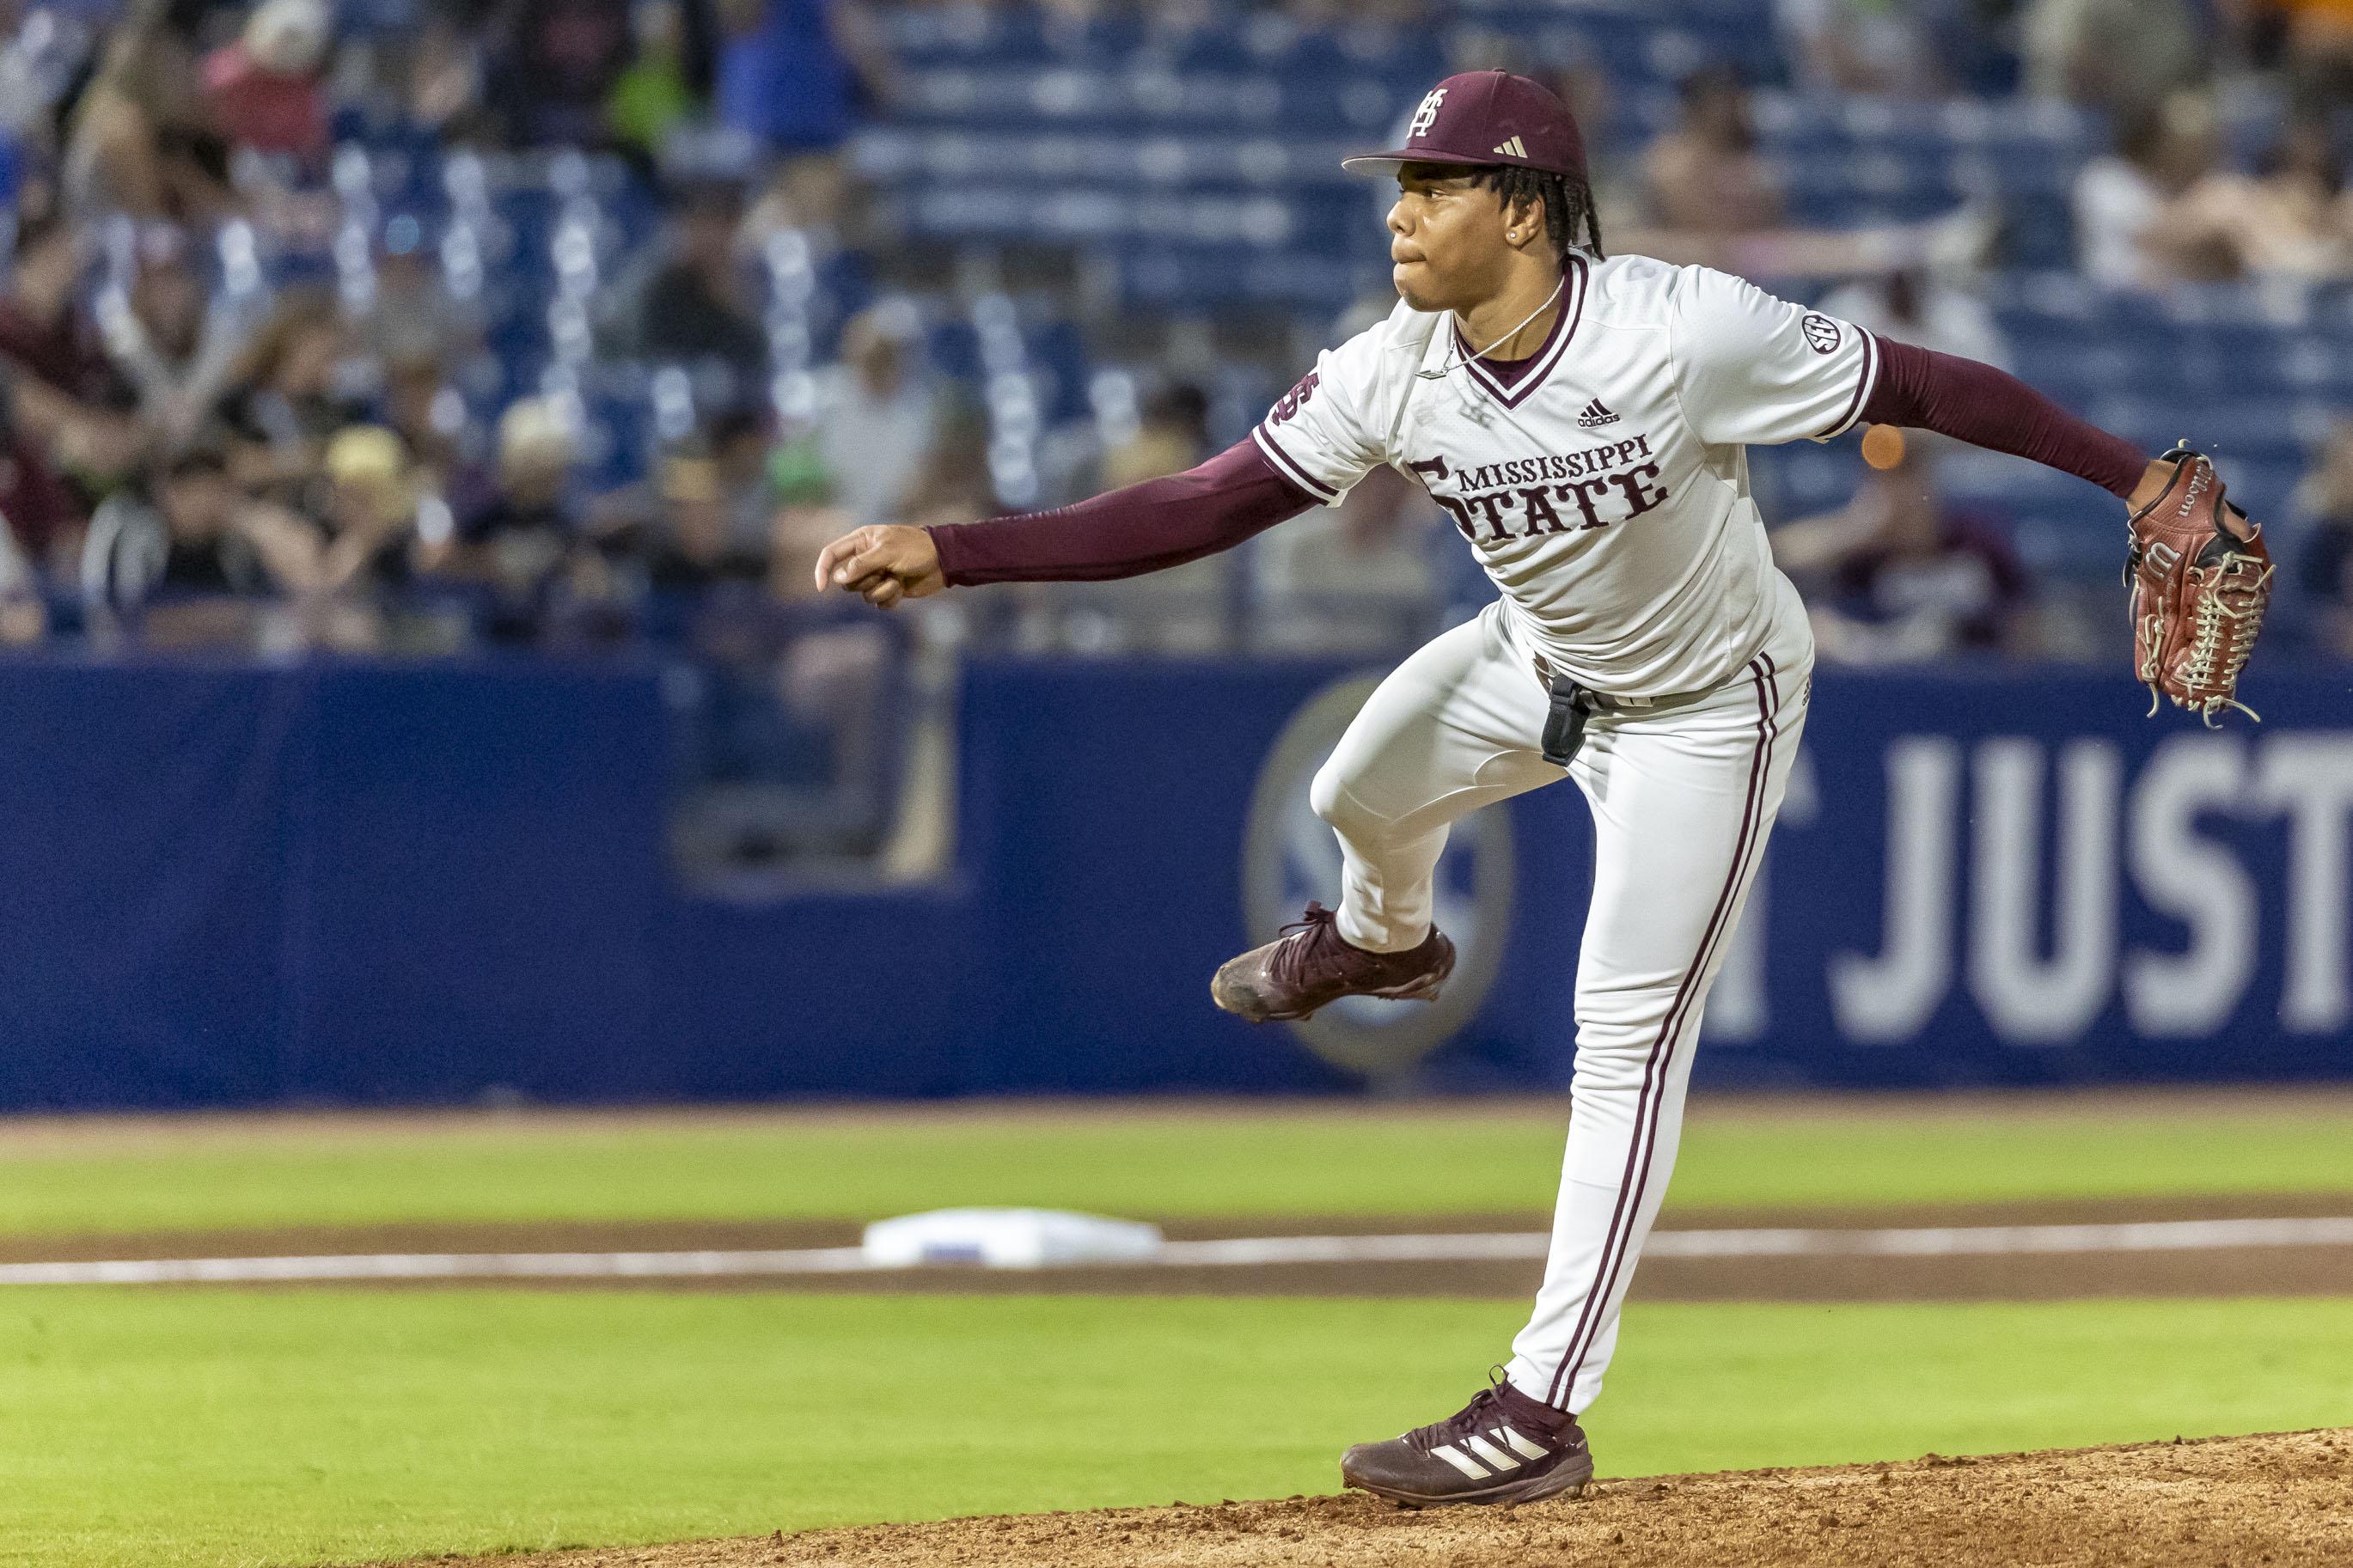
[
  {"xmin": 1968, "ymin": 739, "xmax": 2121, "ymax": 1043},
  {"xmin": 2125, "ymin": 735, "xmax": 2256, "ymax": 1034},
  {"xmin": 1831, "ymin": 737, "xmax": 1959, "ymax": 1041},
  {"xmin": 2258, "ymin": 736, "xmax": 2353, "ymax": 1034}
]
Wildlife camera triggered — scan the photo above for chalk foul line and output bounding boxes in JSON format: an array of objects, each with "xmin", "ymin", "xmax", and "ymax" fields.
[{"xmin": 3, "ymin": 1216, "xmax": 2352, "ymax": 1286}]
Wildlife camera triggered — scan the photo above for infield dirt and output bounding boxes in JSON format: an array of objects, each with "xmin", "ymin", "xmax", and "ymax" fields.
[
  {"xmin": 401, "ymin": 1428, "xmax": 2353, "ymax": 1568},
  {"xmin": 19, "ymin": 1193, "xmax": 2353, "ymax": 1299}
]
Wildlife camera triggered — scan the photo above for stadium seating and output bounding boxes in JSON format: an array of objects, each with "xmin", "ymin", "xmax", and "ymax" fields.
[{"xmin": 289, "ymin": 2, "xmax": 2350, "ymax": 625}]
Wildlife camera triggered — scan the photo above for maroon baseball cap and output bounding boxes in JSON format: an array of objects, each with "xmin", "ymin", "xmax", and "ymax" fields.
[{"xmin": 1342, "ymin": 70, "xmax": 1588, "ymax": 184}]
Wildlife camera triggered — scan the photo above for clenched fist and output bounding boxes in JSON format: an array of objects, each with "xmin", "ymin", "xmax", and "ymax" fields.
[{"xmin": 812, "ymin": 524, "xmax": 947, "ymax": 610}]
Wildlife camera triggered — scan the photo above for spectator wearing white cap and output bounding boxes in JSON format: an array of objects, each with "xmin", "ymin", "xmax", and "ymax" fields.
[
  {"xmin": 203, "ymin": 0, "xmax": 332, "ymax": 162},
  {"xmin": 810, "ymin": 302, "xmax": 937, "ymax": 530}
]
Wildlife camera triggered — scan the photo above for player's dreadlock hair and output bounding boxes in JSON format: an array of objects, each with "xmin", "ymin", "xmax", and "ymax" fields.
[{"xmin": 1470, "ymin": 164, "xmax": 1605, "ymax": 263}]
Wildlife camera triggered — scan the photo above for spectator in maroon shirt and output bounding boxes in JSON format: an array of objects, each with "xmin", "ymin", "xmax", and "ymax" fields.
[
  {"xmin": 0, "ymin": 369, "xmax": 88, "ymax": 574},
  {"xmin": 1770, "ymin": 431, "xmax": 2035, "ymax": 662},
  {"xmin": 0, "ymin": 215, "xmax": 143, "ymax": 482}
]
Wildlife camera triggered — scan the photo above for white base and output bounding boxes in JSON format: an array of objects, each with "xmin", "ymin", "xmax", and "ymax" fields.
[{"xmin": 859, "ymin": 1208, "xmax": 1166, "ymax": 1270}]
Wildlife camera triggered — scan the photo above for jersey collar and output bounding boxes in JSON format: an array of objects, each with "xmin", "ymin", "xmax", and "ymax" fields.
[{"xmin": 1450, "ymin": 252, "xmax": 1589, "ymax": 410}]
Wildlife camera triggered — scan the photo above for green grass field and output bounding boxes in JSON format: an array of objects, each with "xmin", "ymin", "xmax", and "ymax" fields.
[
  {"xmin": 3, "ymin": 1096, "xmax": 2350, "ymax": 1568},
  {"xmin": 6, "ymin": 1096, "xmax": 2352, "ymax": 1235},
  {"xmin": 8, "ymin": 1291, "xmax": 2350, "ymax": 1568}
]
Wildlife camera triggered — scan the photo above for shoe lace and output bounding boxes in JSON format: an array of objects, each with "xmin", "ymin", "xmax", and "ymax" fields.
[
  {"xmin": 1403, "ymin": 1370, "xmax": 1516, "ymax": 1454},
  {"xmin": 1268, "ymin": 901, "xmax": 1344, "ymax": 989}
]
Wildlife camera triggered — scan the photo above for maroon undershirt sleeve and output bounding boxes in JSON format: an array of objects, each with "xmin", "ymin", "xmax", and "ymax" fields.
[
  {"xmin": 1860, "ymin": 335, "xmax": 2147, "ymax": 499},
  {"xmin": 925, "ymin": 437, "xmax": 1320, "ymax": 586}
]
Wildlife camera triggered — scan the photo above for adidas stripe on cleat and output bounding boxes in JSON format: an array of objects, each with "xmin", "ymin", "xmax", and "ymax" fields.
[{"xmin": 1341, "ymin": 1375, "xmax": 1594, "ymax": 1509}]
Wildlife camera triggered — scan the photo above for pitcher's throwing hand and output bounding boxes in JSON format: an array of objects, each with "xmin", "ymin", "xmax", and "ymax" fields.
[{"xmin": 812, "ymin": 524, "xmax": 944, "ymax": 609}]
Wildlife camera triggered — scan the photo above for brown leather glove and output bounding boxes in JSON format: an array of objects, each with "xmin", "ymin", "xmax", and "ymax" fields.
[{"xmin": 2125, "ymin": 448, "xmax": 2272, "ymax": 725}]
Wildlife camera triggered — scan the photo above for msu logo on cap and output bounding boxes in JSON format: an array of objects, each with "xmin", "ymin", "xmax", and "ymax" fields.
[{"xmin": 1409, "ymin": 88, "xmax": 1447, "ymax": 141}]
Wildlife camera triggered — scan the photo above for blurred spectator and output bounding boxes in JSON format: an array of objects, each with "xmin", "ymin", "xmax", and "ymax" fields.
[
  {"xmin": 1777, "ymin": 0, "xmax": 1946, "ymax": 98},
  {"xmin": 2277, "ymin": 0, "xmax": 2353, "ymax": 113},
  {"xmin": 2073, "ymin": 94, "xmax": 2247, "ymax": 290},
  {"xmin": 98, "ymin": 223, "xmax": 261, "ymax": 450},
  {"xmin": 2076, "ymin": 107, "xmax": 2353, "ymax": 287},
  {"xmin": 221, "ymin": 288, "xmax": 362, "ymax": 497},
  {"xmin": 0, "ymin": 0, "xmax": 89, "ymax": 156},
  {"xmin": 486, "ymin": 0, "xmax": 636, "ymax": 149},
  {"xmin": 1816, "ymin": 267, "xmax": 2012, "ymax": 369},
  {"xmin": 838, "ymin": 400, "xmax": 989, "ymax": 552},
  {"xmin": 313, "ymin": 424, "xmax": 422, "ymax": 619},
  {"xmin": 1771, "ymin": 431, "xmax": 2032, "ymax": 662},
  {"xmin": 763, "ymin": 424, "xmax": 860, "ymax": 597},
  {"xmin": 201, "ymin": 0, "xmax": 330, "ymax": 162},
  {"xmin": 608, "ymin": 0, "xmax": 720, "ymax": 159},
  {"xmin": 379, "ymin": 352, "xmax": 471, "ymax": 485},
  {"xmin": 2020, "ymin": 0, "xmax": 2203, "ymax": 118},
  {"xmin": 431, "ymin": 395, "xmax": 584, "ymax": 639},
  {"xmin": 0, "ymin": 513, "xmax": 42, "ymax": 644},
  {"xmin": 80, "ymin": 441, "xmax": 321, "ymax": 645},
  {"xmin": 64, "ymin": 0, "xmax": 231, "ymax": 221},
  {"xmin": 643, "ymin": 451, "xmax": 767, "ymax": 595},
  {"xmin": 706, "ymin": 404, "xmax": 780, "ymax": 552},
  {"xmin": 2291, "ymin": 421, "xmax": 2353, "ymax": 657},
  {"xmin": 1101, "ymin": 383, "xmax": 1208, "ymax": 491},
  {"xmin": 604, "ymin": 177, "xmax": 765, "ymax": 385},
  {"xmin": 1252, "ymin": 465, "xmax": 1440, "ymax": 655},
  {"xmin": 405, "ymin": 4, "xmax": 490, "ymax": 135},
  {"xmin": 364, "ymin": 213, "xmax": 485, "ymax": 368},
  {"xmin": 2236, "ymin": 118, "xmax": 2353, "ymax": 281},
  {"xmin": 1641, "ymin": 67, "xmax": 1784, "ymax": 238},
  {"xmin": 812, "ymin": 301, "xmax": 936, "ymax": 528},
  {"xmin": 715, "ymin": 0, "xmax": 890, "ymax": 228},
  {"xmin": 0, "ymin": 213, "xmax": 143, "ymax": 478},
  {"xmin": 0, "ymin": 370, "xmax": 89, "ymax": 578}
]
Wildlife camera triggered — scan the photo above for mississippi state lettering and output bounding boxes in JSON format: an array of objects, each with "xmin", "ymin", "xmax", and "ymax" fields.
[
  {"xmin": 1452, "ymin": 435, "xmax": 1653, "ymax": 493},
  {"xmin": 1412, "ymin": 435, "xmax": 1670, "ymax": 544}
]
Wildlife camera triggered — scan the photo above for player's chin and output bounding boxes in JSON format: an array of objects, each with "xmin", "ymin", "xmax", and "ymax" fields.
[{"xmin": 1391, "ymin": 264, "xmax": 1439, "ymax": 311}]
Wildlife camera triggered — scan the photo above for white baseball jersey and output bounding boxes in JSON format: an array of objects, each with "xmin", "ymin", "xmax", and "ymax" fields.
[{"xmin": 1250, "ymin": 253, "xmax": 1880, "ymax": 696}]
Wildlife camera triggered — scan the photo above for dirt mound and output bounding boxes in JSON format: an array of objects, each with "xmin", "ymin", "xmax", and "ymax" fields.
[{"xmin": 444, "ymin": 1429, "xmax": 2352, "ymax": 1568}]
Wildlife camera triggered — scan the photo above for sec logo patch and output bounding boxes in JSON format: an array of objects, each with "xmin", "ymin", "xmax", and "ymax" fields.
[{"xmin": 1801, "ymin": 313, "xmax": 1842, "ymax": 354}]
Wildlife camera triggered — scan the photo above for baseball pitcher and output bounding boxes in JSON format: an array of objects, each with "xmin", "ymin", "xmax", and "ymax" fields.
[{"xmin": 815, "ymin": 70, "xmax": 2270, "ymax": 1509}]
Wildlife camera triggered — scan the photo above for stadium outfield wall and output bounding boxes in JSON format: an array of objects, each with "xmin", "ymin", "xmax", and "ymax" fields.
[{"xmin": 0, "ymin": 651, "xmax": 2345, "ymax": 1110}]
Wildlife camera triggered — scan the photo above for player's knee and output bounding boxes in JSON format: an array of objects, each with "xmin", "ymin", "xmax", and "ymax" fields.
[
  {"xmin": 1309, "ymin": 763, "xmax": 1362, "ymax": 837},
  {"xmin": 1312, "ymin": 762, "xmax": 1418, "ymax": 847}
]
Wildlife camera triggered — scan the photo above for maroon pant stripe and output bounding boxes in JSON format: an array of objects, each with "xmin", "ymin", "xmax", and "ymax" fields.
[{"xmin": 1543, "ymin": 655, "xmax": 1782, "ymax": 1409}]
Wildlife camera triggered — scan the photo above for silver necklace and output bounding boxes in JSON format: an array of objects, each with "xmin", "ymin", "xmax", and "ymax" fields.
[{"xmin": 1416, "ymin": 277, "xmax": 1567, "ymax": 381}]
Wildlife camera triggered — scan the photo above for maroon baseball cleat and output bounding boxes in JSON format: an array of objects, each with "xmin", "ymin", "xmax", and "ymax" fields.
[
  {"xmin": 1341, "ymin": 1374, "xmax": 1593, "ymax": 1509},
  {"xmin": 1209, "ymin": 901, "xmax": 1455, "ymax": 1022}
]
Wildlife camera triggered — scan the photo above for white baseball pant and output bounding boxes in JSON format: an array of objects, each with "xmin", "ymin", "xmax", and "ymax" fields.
[{"xmin": 1309, "ymin": 596, "xmax": 1811, "ymax": 1414}]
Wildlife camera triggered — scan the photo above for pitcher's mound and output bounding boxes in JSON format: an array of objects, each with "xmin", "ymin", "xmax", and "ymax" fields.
[{"xmin": 479, "ymin": 1429, "xmax": 2353, "ymax": 1567}]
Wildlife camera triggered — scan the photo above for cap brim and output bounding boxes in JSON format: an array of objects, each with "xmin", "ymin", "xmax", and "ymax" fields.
[{"xmin": 1339, "ymin": 149, "xmax": 1501, "ymax": 178}]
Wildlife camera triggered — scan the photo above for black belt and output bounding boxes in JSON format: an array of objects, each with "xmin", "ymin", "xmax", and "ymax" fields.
[{"xmin": 1531, "ymin": 656, "xmax": 1713, "ymax": 768}]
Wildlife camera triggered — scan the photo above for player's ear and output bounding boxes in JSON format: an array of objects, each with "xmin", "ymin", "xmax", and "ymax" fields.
[{"xmin": 1503, "ymin": 190, "xmax": 1544, "ymax": 249}]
